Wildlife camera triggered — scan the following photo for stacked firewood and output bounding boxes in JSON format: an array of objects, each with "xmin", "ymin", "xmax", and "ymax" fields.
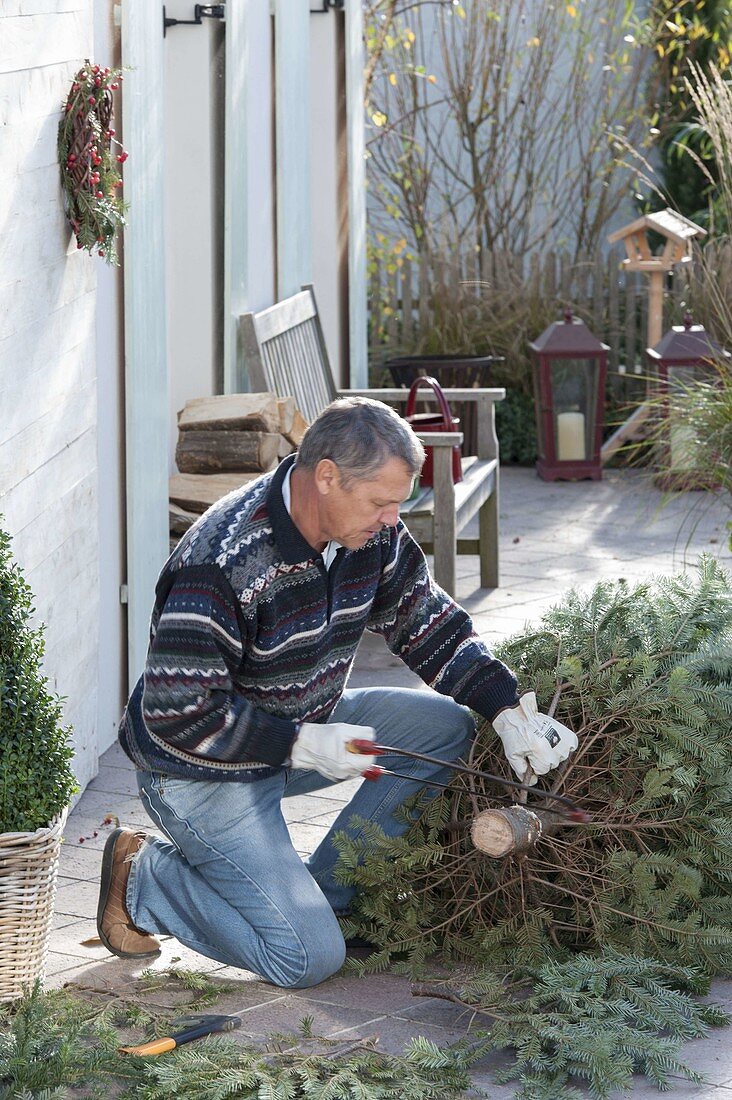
[{"xmin": 169, "ymin": 393, "xmax": 308, "ymax": 548}]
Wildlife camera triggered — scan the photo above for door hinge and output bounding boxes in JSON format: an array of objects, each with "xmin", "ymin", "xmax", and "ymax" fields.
[
  {"xmin": 120, "ymin": 584, "xmax": 129, "ymax": 605},
  {"xmin": 163, "ymin": 3, "xmax": 225, "ymax": 37}
]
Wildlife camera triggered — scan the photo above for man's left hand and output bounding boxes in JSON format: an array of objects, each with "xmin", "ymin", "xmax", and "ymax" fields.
[{"xmin": 492, "ymin": 691, "xmax": 578, "ymax": 784}]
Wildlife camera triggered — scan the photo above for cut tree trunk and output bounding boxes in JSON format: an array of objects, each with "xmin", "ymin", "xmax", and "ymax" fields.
[
  {"xmin": 169, "ymin": 503, "xmax": 198, "ymax": 536},
  {"xmin": 284, "ymin": 408, "xmax": 309, "ymax": 448},
  {"xmin": 177, "ymin": 393, "xmax": 280, "ymax": 434},
  {"xmin": 470, "ymin": 805, "xmax": 565, "ymax": 857},
  {"xmin": 176, "ymin": 430, "xmax": 281, "ymax": 474},
  {"xmin": 169, "ymin": 472, "xmax": 261, "ymax": 513},
  {"xmin": 277, "ymin": 397, "xmax": 296, "ymax": 437}
]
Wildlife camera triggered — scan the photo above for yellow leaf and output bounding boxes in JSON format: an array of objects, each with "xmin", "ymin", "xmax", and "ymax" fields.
[
  {"xmin": 427, "ymin": 74, "xmax": 437, "ymax": 84},
  {"xmin": 389, "ymin": 73, "xmax": 397, "ymax": 86},
  {"xmin": 527, "ymin": 36, "xmax": 541, "ymax": 47},
  {"xmin": 656, "ymin": 42, "xmax": 665, "ymax": 57},
  {"xmin": 566, "ymin": 4, "xmax": 577, "ymax": 16},
  {"xmin": 405, "ymin": 28, "xmax": 415, "ymax": 42},
  {"xmin": 455, "ymin": 4, "xmax": 466, "ymax": 18},
  {"xmin": 371, "ymin": 111, "xmax": 388, "ymax": 127}
]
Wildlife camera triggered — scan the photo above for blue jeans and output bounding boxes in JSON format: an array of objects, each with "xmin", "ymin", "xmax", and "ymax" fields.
[{"xmin": 127, "ymin": 687, "xmax": 474, "ymax": 989}]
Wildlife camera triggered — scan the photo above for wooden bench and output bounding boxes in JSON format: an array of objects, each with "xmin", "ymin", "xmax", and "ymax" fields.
[{"xmin": 239, "ymin": 286, "xmax": 505, "ymax": 595}]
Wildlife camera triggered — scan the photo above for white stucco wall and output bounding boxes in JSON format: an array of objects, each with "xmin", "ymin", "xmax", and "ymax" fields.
[{"xmin": 0, "ymin": 1, "xmax": 124, "ymax": 793}]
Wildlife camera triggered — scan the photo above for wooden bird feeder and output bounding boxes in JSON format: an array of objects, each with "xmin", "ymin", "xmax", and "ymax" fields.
[{"xmin": 602, "ymin": 209, "xmax": 706, "ymax": 462}]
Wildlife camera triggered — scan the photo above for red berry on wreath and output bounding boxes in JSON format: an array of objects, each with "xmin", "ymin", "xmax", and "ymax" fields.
[
  {"xmin": 98, "ymin": 250, "xmax": 105, "ymax": 257},
  {"xmin": 95, "ymin": 76, "xmax": 102, "ymax": 87},
  {"xmin": 65, "ymin": 103, "xmax": 72, "ymax": 112},
  {"xmin": 111, "ymin": 83, "xmax": 119, "ymax": 90},
  {"xmin": 88, "ymin": 96, "xmax": 96, "ymax": 104},
  {"xmin": 116, "ymin": 152, "xmax": 128, "ymax": 163},
  {"xmin": 96, "ymin": 190, "xmax": 104, "ymax": 198},
  {"xmin": 92, "ymin": 65, "xmax": 100, "ymax": 73}
]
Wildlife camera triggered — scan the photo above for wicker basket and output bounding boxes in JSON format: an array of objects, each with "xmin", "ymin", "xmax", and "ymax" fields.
[{"xmin": 0, "ymin": 809, "xmax": 67, "ymax": 1002}]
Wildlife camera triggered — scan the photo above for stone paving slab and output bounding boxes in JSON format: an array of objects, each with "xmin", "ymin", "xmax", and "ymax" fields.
[{"xmin": 41, "ymin": 467, "xmax": 732, "ymax": 1097}]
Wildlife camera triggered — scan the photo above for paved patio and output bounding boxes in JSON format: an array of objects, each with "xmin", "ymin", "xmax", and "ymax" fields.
[{"xmin": 48, "ymin": 467, "xmax": 732, "ymax": 1098}]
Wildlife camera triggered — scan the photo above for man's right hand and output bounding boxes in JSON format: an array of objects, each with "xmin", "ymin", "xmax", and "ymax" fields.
[{"xmin": 289, "ymin": 722, "xmax": 377, "ymax": 781}]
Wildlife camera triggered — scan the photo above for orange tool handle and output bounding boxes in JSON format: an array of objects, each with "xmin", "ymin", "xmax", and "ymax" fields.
[{"xmin": 120, "ymin": 1037, "xmax": 177, "ymax": 1056}]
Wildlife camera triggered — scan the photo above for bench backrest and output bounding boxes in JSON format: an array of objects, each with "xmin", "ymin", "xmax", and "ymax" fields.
[{"xmin": 239, "ymin": 285, "xmax": 337, "ymax": 424}]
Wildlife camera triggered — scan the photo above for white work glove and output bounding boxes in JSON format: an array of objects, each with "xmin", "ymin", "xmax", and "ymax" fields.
[
  {"xmin": 492, "ymin": 691, "xmax": 578, "ymax": 784},
  {"xmin": 289, "ymin": 722, "xmax": 377, "ymax": 782}
]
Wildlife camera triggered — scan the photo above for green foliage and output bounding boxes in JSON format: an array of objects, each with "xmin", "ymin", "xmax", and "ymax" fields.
[
  {"xmin": 130, "ymin": 1035, "xmax": 481, "ymax": 1100},
  {"xmin": 0, "ymin": 965, "xmax": 726, "ymax": 1099},
  {"xmin": 137, "ymin": 966, "xmax": 240, "ymax": 1012},
  {"xmin": 440, "ymin": 950, "xmax": 727, "ymax": 1099},
  {"xmin": 637, "ymin": 355, "xmax": 732, "ymax": 542},
  {"xmin": 0, "ymin": 984, "xmax": 484, "ymax": 1099},
  {"xmin": 336, "ymin": 558, "xmax": 732, "ymax": 975},
  {"xmin": 495, "ymin": 389, "xmax": 538, "ymax": 466},
  {"xmin": 0, "ymin": 983, "xmax": 121, "ymax": 1097},
  {"xmin": 648, "ymin": 0, "xmax": 732, "ymax": 224},
  {"xmin": 0, "ymin": 522, "xmax": 77, "ymax": 833}
]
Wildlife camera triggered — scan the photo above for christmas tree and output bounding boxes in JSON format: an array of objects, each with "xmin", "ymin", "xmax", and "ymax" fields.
[{"xmin": 338, "ymin": 557, "xmax": 732, "ymax": 974}]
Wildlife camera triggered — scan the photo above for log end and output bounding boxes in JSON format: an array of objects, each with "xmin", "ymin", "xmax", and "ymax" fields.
[{"xmin": 471, "ymin": 806, "xmax": 544, "ymax": 858}]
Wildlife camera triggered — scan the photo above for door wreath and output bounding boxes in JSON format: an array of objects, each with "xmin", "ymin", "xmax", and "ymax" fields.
[{"xmin": 57, "ymin": 61, "xmax": 128, "ymax": 264}]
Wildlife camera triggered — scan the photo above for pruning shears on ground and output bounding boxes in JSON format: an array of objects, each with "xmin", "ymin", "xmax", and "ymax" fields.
[{"xmin": 119, "ymin": 1013, "xmax": 241, "ymax": 1056}]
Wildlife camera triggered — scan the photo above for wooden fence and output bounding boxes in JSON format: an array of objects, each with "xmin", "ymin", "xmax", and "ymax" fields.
[{"xmin": 368, "ymin": 246, "xmax": 692, "ymax": 403}]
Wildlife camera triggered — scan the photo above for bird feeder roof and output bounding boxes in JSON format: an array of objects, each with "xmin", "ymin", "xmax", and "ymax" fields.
[
  {"xmin": 608, "ymin": 209, "xmax": 706, "ymax": 247},
  {"xmin": 648, "ymin": 315, "xmax": 730, "ymax": 363},
  {"xmin": 529, "ymin": 310, "xmax": 609, "ymax": 356}
]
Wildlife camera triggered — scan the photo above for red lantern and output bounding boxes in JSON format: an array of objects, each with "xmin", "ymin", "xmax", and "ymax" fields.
[
  {"xmin": 529, "ymin": 310, "xmax": 609, "ymax": 482},
  {"xmin": 647, "ymin": 313, "xmax": 730, "ymax": 490}
]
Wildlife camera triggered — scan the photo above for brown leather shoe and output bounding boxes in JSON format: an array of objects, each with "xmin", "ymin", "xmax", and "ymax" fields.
[{"xmin": 97, "ymin": 827, "xmax": 161, "ymax": 958}]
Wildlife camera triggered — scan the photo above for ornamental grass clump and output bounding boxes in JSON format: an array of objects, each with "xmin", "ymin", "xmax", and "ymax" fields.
[
  {"xmin": 0, "ymin": 523, "xmax": 77, "ymax": 833},
  {"xmin": 337, "ymin": 557, "xmax": 732, "ymax": 975}
]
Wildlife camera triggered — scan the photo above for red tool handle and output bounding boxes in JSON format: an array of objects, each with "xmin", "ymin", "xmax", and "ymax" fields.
[
  {"xmin": 361, "ymin": 765, "xmax": 386, "ymax": 781},
  {"xmin": 348, "ymin": 738, "xmax": 385, "ymax": 756}
]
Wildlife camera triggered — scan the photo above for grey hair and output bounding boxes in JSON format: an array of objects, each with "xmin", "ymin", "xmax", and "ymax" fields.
[{"xmin": 297, "ymin": 396, "xmax": 425, "ymax": 486}]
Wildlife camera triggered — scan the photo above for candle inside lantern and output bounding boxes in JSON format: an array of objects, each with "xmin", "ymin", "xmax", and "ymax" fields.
[
  {"xmin": 669, "ymin": 423, "xmax": 696, "ymax": 470},
  {"xmin": 556, "ymin": 411, "xmax": 586, "ymax": 461}
]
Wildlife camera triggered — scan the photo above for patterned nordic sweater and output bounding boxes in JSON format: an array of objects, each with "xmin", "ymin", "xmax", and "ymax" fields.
[{"xmin": 119, "ymin": 455, "xmax": 518, "ymax": 781}]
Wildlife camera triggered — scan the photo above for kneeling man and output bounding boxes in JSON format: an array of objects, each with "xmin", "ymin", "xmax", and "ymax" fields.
[{"xmin": 98, "ymin": 397, "xmax": 575, "ymax": 987}]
